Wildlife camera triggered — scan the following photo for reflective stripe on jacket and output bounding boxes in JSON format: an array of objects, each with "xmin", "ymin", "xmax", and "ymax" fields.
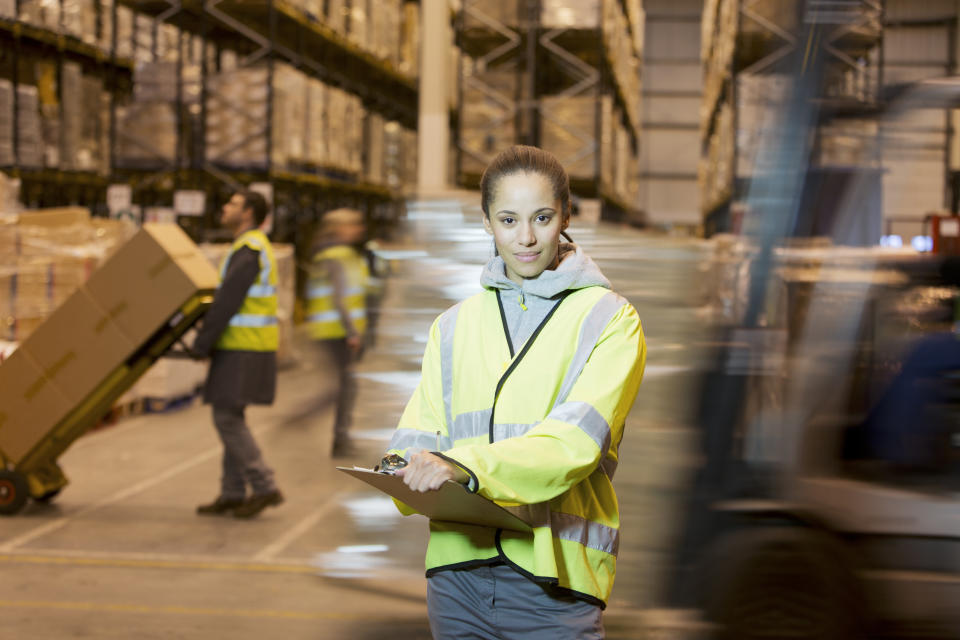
[
  {"xmin": 387, "ymin": 285, "xmax": 646, "ymax": 606},
  {"xmin": 215, "ymin": 229, "xmax": 279, "ymax": 352},
  {"xmin": 306, "ymin": 244, "xmax": 369, "ymax": 340}
]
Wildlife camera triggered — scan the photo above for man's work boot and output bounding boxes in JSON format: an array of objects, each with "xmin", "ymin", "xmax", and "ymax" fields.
[
  {"xmin": 233, "ymin": 490, "xmax": 284, "ymax": 519},
  {"xmin": 196, "ymin": 496, "xmax": 245, "ymax": 515}
]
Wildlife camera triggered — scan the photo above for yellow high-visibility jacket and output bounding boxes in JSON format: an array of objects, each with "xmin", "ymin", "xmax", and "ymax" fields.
[
  {"xmin": 215, "ymin": 229, "xmax": 279, "ymax": 352},
  {"xmin": 388, "ymin": 284, "xmax": 646, "ymax": 607},
  {"xmin": 306, "ymin": 244, "xmax": 369, "ymax": 340}
]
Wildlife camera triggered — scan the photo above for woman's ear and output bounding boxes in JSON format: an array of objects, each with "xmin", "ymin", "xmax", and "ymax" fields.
[{"xmin": 482, "ymin": 214, "xmax": 493, "ymax": 235}]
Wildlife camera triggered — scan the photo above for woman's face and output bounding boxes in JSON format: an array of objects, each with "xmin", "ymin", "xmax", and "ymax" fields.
[{"xmin": 483, "ymin": 171, "xmax": 566, "ymax": 284}]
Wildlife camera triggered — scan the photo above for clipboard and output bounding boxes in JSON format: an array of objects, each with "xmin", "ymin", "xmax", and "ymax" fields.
[{"xmin": 337, "ymin": 467, "xmax": 532, "ymax": 532}]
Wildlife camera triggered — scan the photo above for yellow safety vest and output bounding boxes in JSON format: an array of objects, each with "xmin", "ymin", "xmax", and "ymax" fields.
[
  {"xmin": 388, "ymin": 285, "xmax": 646, "ymax": 606},
  {"xmin": 306, "ymin": 245, "xmax": 369, "ymax": 340},
  {"xmin": 215, "ymin": 229, "xmax": 279, "ymax": 352}
]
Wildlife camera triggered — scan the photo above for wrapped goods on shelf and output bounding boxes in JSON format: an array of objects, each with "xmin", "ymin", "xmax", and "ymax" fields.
[
  {"xmin": 379, "ymin": 0, "xmax": 402, "ymax": 67},
  {"xmin": 599, "ymin": 95, "xmax": 615, "ymax": 195},
  {"xmin": 383, "ymin": 121, "xmax": 402, "ymax": 189},
  {"xmin": 61, "ymin": 63, "xmax": 107, "ymax": 172},
  {"xmin": 0, "ymin": 0, "xmax": 14, "ymax": 19},
  {"xmin": 348, "ymin": 0, "xmax": 369, "ymax": 51},
  {"xmin": 18, "ymin": 0, "xmax": 60, "ymax": 31},
  {"xmin": 61, "ymin": 63, "xmax": 84, "ymax": 170},
  {"xmin": 134, "ymin": 13, "xmax": 155, "ymax": 64},
  {"xmin": 324, "ymin": 86, "xmax": 346, "ymax": 169},
  {"xmin": 344, "ymin": 94, "xmax": 364, "ymax": 174},
  {"xmin": 205, "ymin": 66, "xmax": 270, "ymax": 169},
  {"xmin": 540, "ymin": 95, "xmax": 597, "ymax": 181},
  {"xmin": 326, "ymin": 0, "xmax": 346, "ymax": 36},
  {"xmin": 601, "ymin": 0, "xmax": 641, "ymax": 131},
  {"xmin": 401, "ymin": 126, "xmax": 417, "ymax": 189},
  {"xmin": 460, "ymin": 70, "xmax": 517, "ymax": 176},
  {"xmin": 157, "ymin": 23, "xmax": 180, "ymax": 63},
  {"xmin": 272, "ymin": 64, "xmax": 307, "ymax": 168},
  {"xmin": 62, "ymin": 0, "xmax": 96, "ymax": 44},
  {"xmin": 16, "ymin": 85, "xmax": 44, "ymax": 169},
  {"xmin": 115, "ymin": 4, "xmax": 134, "ymax": 60},
  {"xmin": 34, "ymin": 61, "xmax": 59, "ymax": 168},
  {"xmin": 817, "ymin": 118, "xmax": 879, "ymax": 167},
  {"xmin": 116, "ymin": 101, "xmax": 177, "ymax": 166},
  {"xmin": 306, "ymin": 78, "xmax": 327, "ymax": 167},
  {"xmin": 542, "ymin": 0, "xmax": 599, "ymax": 29},
  {"xmin": 98, "ymin": 0, "xmax": 114, "ymax": 54},
  {"xmin": 98, "ymin": 91, "xmax": 110, "ymax": 174},
  {"xmin": 735, "ymin": 73, "xmax": 789, "ymax": 179},
  {"xmin": 624, "ymin": 0, "xmax": 644, "ymax": 57},
  {"xmin": 133, "ymin": 61, "xmax": 179, "ymax": 103},
  {"xmin": 0, "ymin": 81, "xmax": 11, "ymax": 166},
  {"xmin": 400, "ymin": 1, "xmax": 420, "ymax": 76},
  {"xmin": 365, "ymin": 112, "xmax": 385, "ymax": 185}
]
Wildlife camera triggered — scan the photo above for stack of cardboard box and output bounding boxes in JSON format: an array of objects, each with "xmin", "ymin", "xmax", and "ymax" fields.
[{"xmin": 0, "ymin": 224, "xmax": 219, "ymax": 468}]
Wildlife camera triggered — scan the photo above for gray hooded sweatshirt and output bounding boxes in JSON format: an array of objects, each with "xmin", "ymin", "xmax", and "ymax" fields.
[{"xmin": 480, "ymin": 242, "xmax": 612, "ymax": 349}]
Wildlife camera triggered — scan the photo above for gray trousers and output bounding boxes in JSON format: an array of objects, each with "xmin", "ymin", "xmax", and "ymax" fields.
[
  {"xmin": 317, "ymin": 338, "xmax": 357, "ymax": 444},
  {"xmin": 427, "ymin": 563, "xmax": 604, "ymax": 640},
  {"xmin": 212, "ymin": 404, "xmax": 276, "ymax": 500}
]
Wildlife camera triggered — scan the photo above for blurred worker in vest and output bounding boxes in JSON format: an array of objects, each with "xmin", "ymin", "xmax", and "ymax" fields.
[
  {"xmin": 306, "ymin": 207, "xmax": 369, "ymax": 457},
  {"xmin": 191, "ymin": 190, "xmax": 284, "ymax": 518}
]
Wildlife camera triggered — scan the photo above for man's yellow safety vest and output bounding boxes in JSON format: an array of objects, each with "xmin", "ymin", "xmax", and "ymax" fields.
[
  {"xmin": 306, "ymin": 245, "xmax": 369, "ymax": 340},
  {"xmin": 215, "ymin": 229, "xmax": 279, "ymax": 352},
  {"xmin": 388, "ymin": 285, "xmax": 646, "ymax": 607}
]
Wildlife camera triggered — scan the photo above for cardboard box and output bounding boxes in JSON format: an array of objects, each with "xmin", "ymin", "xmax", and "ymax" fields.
[
  {"xmin": 0, "ymin": 347, "xmax": 74, "ymax": 463},
  {"xmin": 84, "ymin": 224, "xmax": 219, "ymax": 348},
  {"xmin": 20, "ymin": 286, "xmax": 134, "ymax": 406},
  {"xmin": 0, "ymin": 223, "xmax": 218, "ymax": 465}
]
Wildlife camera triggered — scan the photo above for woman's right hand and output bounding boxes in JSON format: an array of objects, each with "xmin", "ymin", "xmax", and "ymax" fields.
[{"xmin": 395, "ymin": 451, "xmax": 467, "ymax": 492}]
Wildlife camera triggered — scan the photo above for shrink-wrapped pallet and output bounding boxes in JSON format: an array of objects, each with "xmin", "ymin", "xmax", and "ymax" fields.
[
  {"xmin": 306, "ymin": 78, "xmax": 328, "ymax": 167},
  {"xmin": 365, "ymin": 112, "xmax": 385, "ymax": 185},
  {"xmin": 348, "ymin": 0, "xmax": 369, "ymax": 51},
  {"xmin": 19, "ymin": 0, "xmax": 59, "ymax": 31},
  {"xmin": 16, "ymin": 85, "xmax": 44, "ymax": 169},
  {"xmin": 62, "ymin": 0, "xmax": 96, "ymax": 44},
  {"xmin": 400, "ymin": 1, "xmax": 419, "ymax": 76},
  {"xmin": 539, "ymin": 95, "xmax": 597, "ymax": 182},
  {"xmin": 0, "ymin": 80, "xmax": 13, "ymax": 167},
  {"xmin": 460, "ymin": 70, "xmax": 517, "ymax": 176}
]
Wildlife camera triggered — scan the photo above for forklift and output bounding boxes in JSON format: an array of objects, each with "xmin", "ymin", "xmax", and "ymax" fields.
[{"xmin": 666, "ymin": 52, "xmax": 960, "ymax": 640}]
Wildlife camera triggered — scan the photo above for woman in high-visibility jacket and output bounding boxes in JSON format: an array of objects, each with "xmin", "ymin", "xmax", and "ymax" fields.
[{"xmin": 386, "ymin": 146, "xmax": 646, "ymax": 639}]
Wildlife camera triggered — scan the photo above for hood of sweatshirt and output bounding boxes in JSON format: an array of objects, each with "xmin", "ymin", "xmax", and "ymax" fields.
[{"xmin": 479, "ymin": 242, "xmax": 611, "ymax": 349}]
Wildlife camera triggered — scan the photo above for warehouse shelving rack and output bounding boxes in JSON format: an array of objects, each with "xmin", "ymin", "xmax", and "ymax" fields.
[
  {"xmin": 700, "ymin": 0, "xmax": 884, "ymax": 235},
  {"xmin": 111, "ymin": 0, "xmax": 417, "ymax": 244},
  {"xmin": 454, "ymin": 0, "xmax": 644, "ymax": 223},
  {"xmin": 0, "ymin": 7, "xmax": 135, "ymax": 210}
]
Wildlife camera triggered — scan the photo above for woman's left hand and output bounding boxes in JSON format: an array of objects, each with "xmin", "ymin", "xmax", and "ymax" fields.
[{"xmin": 395, "ymin": 451, "xmax": 468, "ymax": 492}]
